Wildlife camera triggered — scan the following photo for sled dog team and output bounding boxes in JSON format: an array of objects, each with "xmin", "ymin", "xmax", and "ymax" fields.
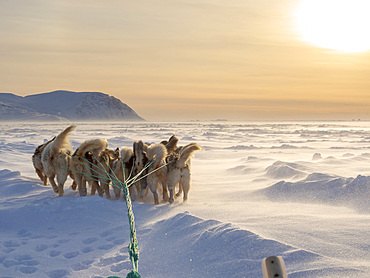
[{"xmin": 32, "ymin": 125, "xmax": 203, "ymax": 204}]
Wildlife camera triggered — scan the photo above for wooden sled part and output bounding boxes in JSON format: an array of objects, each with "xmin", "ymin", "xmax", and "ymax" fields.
[{"xmin": 262, "ymin": 256, "xmax": 287, "ymax": 278}]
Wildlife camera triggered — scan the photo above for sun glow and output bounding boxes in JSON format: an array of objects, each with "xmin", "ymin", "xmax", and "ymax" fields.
[{"xmin": 296, "ymin": 0, "xmax": 370, "ymax": 52}]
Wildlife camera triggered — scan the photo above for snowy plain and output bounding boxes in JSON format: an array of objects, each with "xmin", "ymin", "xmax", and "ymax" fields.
[{"xmin": 0, "ymin": 121, "xmax": 369, "ymax": 278}]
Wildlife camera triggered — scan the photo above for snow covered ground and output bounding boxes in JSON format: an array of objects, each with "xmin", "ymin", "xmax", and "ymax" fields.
[{"xmin": 0, "ymin": 121, "xmax": 369, "ymax": 277}]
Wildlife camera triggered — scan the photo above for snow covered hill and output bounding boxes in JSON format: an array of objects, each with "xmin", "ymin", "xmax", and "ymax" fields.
[
  {"xmin": 0, "ymin": 91, "xmax": 144, "ymax": 121},
  {"xmin": 0, "ymin": 102, "xmax": 65, "ymax": 121}
]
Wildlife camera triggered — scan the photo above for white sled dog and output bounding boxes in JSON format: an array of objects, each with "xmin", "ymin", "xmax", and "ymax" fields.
[
  {"xmin": 69, "ymin": 138, "xmax": 110, "ymax": 197},
  {"xmin": 167, "ymin": 143, "xmax": 203, "ymax": 204},
  {"xmin": 41, "ymin": 125, "xmax": 76, "ymax": 197},
  {"xmin": 32, "ymin": 136, "xmax": 55, "ymax": 185},
  {"xmin": 145, "ymin": 143, "xmax": 169, "ymax": 204}
]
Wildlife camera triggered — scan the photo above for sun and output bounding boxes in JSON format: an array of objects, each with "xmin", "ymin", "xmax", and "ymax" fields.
[{"xmin": 295, "ymin": 0, "xmax": 370, "ymax": 52}]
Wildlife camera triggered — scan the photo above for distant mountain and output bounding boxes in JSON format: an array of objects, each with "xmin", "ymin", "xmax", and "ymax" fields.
[
  {"xmin": 0, "ymin": 101, "xmax": 65, "ymax": 121},
  {"xmin": 0, "ymin": 90, "xmax": 144, "ymax": 121}
]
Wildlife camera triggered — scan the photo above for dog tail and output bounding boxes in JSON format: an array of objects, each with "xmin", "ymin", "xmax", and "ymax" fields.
[
  {"xmin": 146, "ymin": 144, "xmax": 167, "ymax": 168},
  {"xmin": 133, "ymin": 140, "xmax": 148, "ymax": 156},
  {"xmin": 51, "ymin": 125, "xmax": 76, "ymax": 152},
  {"xmin": 165, "ymin": 135, "xmax": 179, "ymax": 154},
  {"xmin": 34, "ymin": 136, "xmax": 55, "ymax": 156},
  {"xmin": 120, "ymin": 147, "xmax": 134, "ymax": 163},
  {"xmin": 76, "ymin": 138, "xmax": 108, "ymax": 158},
  {"xmin": 177, "ymin": 143, "xmax": 203, "ymax": 168}
]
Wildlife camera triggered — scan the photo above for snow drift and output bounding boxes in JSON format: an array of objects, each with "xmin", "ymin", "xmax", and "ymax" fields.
[
  {"xmin": 0, "ymin": 169, "xmax": 363, "ymax": 277},
  {"xmin": 260, "ymin": 173, "xmax": 370, "ymax": 212},
  {"xmin": 0, "ymin": 121, "xmax": 369, "ymax": 277}
]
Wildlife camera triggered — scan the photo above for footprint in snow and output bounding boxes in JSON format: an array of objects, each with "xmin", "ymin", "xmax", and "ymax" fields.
[
  {"xmin": 20, "ymin": 260, "xmax": 39, "ymax": 266},
  {"xmin": 82, "ymin": 237, "xmax": 98, "ymax": 244},
  {"xmin": 15, "ymin": 254, "xmax": 32, "ymax": 261},
  {"xmin": 57, "ymin": 239, "xmax": 70, "ymax": 244},
  {"xmin": 48, "ymin": 250, "xmax": 61, "ymax": 257},
  {"xmin": 3, "ymin": 259, "xmax": 20, "ymax": 268},
  {"xmin": 46, "ymin": 269, "xmax": 70, "ymax": 278},
  {"xmin": 113, "ymin": 238, "xmax": 125, "ymax": 245},
  {"xmin": 18, "ymin": 266, "xmax": 38, "ymax": 274},
  {"xmin": 97, "ymin": 243, "xmax": 115, "ymax": 251},
  {"xmin": 35, "ymin": 244, "xmax": 48, "ymax": 252},
  {"xmin": 17, "ymin": 229, "xmax": 32, "ymax": 237},
  {"xmin": 3, "ymin": 240, "xmax": 21, "ymax": 248},
  {"xmin": 110, "ymin": 261, "xmax": 131, "ymax": 273},
  {"xmin": 2, "ymin": 255, "xmax": 39, "ymax": 270},
  {"xmin": 96, "ymin": 255, "xmax": 126, "ymax": 267},
  {"xmin": 3, "ymin": 248, "xmax": 16, "ymax": 254},
  {"xmin": 99, "ymin": 230, "xmax": 114, "ymax": 238},
  {"xmin": 71, "ymin": 259, "xmax": 94, "ymax": 271},
  {"xmin": 63, "ymin": 251, "xmax": 80, "ymax": 259},
  {"xmin": 105, "ymin": 235, "xmax": 117, "ymax": 242},
  {"xmin": 68, "ymin": 231, "xmax": 80, "ymax": 236},
  {"xmin": 17, "ymin": 254, "xmax": 39, "ymax": 264},
  {"xmin": 81, "ymin": 247, "xmax": 94, "ymax": 254}
]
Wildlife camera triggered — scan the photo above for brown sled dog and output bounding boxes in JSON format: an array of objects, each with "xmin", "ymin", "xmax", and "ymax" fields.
[
  {"xmin": 112, "ymin": 147, "xmax": 135, "ymax": 199},
  {"xmin": 161, "ymin": 135, "xmax": 179, "ymax": 156},
  {"xmin": 167, "ymin": 143, "xmax": 203, "ymax": 204},
  {"xmin": 32, "ymin": 136, "xmax": 55, "ymax": 185},
  {"xmin": 41, "ymin": 125, "xmax": 76, "ymax": 197},
  {"xmin": 113, "ymin": 141, "xmax": 151, "ymax": 200},
  {"xmin": 90, "ymin": 147, "xmax": 120, "ymax": 198},
  {"xmin": 133, "ymin": 140, "xmax": 150, "ymax": 199},
  {"xmin": 69, "ymin": 138, "xmax": 110, "ymax": 197}
]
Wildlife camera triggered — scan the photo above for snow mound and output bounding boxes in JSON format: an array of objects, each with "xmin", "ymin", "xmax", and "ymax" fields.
[
  {"xmin": 226, "ymin": 144, "xmax": 258, "ymax": 150},
  {"xmin": 141, "ymin": 212, "xmax": 328, "ymax": 277},
  {"xmin": 312, "ymin": 153, "xmax": 322, "ymax": 160},
  {"xmin": 265, "ymin": 161, "xmax": 308, "ymax": 179},
  {"xmin": 107, "ymin": 136, "xmax": 135, "ymax": 148},
  {"xmin": 181, "ymin": 136, "xmax": 196, "ymax": 141},
  {"xmin": 304, "ymin": 172, "xmax": 335, "ymax": 181},
  {"xmin": 227, "ymin": 165, "xmax": 256, "ymax": 175},
  {"xmin": 271, "ymin": 144, "xmax": 299, "ymax": 149},
  {"xmin": 260, "ymin": 173, "xmax": 370, "ymax": 212},
  {"xmin": 0, "ymin": 169, "xmax": 46, "ymax": 197}
]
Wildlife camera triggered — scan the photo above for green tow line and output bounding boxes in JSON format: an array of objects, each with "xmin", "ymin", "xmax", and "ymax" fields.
[
  {"xmin": 122, "ymin": 177, "xmax": 141, "ymax": 278},
  {"xmin": 62, "ymin": 153, "xmax": 168, "ymax": 277},
  {"xmin": 63, "ymin": 154, "xmax": 143, "ymax": 278},
  {"xmin": 108, "ymin": 160, "xmax": 142, "ymax": 278},
  {"xmin": 107, "ymin": 177, "xmax": 141, "ymax": 278}
]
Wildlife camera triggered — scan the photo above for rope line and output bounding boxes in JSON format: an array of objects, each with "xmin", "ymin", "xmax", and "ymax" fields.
[{"xmin": 51, "ymin": 152, "xmax": 172, "ymax": 277}]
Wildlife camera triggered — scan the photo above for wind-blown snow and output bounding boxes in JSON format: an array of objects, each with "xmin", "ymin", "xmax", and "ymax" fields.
[
  {"xmin": 0, "ymin": 121, "xmax": 369, "ymax": 277},
  {"xmin": 260, "ymin": 173, "xmax": 370, "ymax": 212}
]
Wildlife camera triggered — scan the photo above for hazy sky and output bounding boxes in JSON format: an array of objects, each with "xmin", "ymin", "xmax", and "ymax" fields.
[{"xmin": 1, "ymin": 0, "xmax": 370, "ymax": 121}]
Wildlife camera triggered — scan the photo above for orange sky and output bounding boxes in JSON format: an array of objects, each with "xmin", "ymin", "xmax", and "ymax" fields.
[{"xmin": 1, "ymin": 0, "xmax": 370, "ymax": 121}]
